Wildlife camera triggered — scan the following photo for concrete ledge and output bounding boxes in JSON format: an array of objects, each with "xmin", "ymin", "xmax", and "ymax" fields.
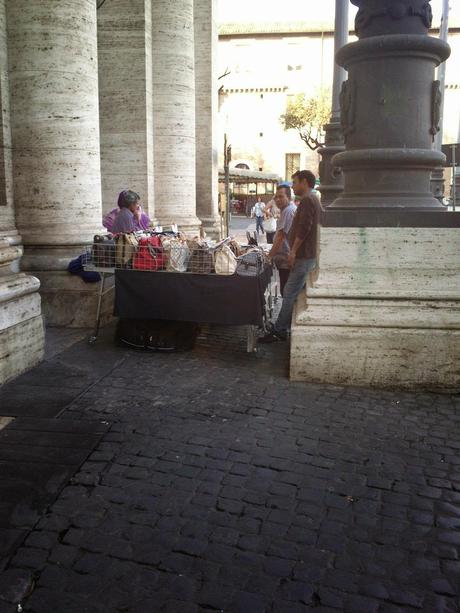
[
  {"xmin": 297, "ymin": 297, "xmax": 460, "ymax": 329},
  {"xmin": 290, "ymin": 325, "xmax": 460, "ymax": 391}
]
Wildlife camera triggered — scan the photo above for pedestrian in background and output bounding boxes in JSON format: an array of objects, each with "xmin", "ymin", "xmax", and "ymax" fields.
[
  {"xmin": 264, "ymin": 197, "xmax": 280, "ymax": 244},
  {"xmin": 251, "ymin": 196, "xmax": 266, "ymax": 235}
]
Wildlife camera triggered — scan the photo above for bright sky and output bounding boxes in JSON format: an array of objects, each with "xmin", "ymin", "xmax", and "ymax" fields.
[{"xmin": 218, "ymin": 0, "xmax": 459, "ymax": 28}]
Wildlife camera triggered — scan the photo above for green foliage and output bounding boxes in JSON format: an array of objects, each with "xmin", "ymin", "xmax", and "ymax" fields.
[{"xmin": 280, "ymin": 90, "xmax": 331, "ymax": 151}]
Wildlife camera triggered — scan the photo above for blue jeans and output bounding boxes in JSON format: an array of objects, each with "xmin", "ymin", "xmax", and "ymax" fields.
[
  {"xmin": 274, "ymin": 258, "xmax": 317, "ymax": 333},
  {"xmin": 255, "ymin": 216, "xmax": 264, "ymax": 234}
]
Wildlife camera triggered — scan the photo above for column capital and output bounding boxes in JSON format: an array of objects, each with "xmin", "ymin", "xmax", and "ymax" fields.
[{"xmin": 351, "ymin": 0, "xmax": 433, "ymax": 38}]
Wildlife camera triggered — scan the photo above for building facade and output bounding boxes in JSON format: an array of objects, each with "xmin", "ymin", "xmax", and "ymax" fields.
[{"xmin": 218, "ymin": 18, "xmax": 460, "ymax": 180}]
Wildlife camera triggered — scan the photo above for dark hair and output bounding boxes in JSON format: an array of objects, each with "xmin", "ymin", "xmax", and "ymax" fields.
[
  {"xmin": 292, "ymin": 170, "xmax": 316, "ymax": 188},
  {"xmin": 118, "ymin": 189, "xmax": 140, "ymax": 209},
  {"xmin": 276, "ymin": 185, "xmax": 292, "ymax": 200}
]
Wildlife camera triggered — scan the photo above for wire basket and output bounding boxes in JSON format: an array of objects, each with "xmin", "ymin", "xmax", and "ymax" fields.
[{"xmin": 86, "ymin": 233, "xmax": 251, "ymax": 275}]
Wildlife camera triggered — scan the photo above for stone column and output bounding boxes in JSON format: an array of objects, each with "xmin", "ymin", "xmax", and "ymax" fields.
[
  {"xmin": 7, "ymin": 0, "xmax": 105, "ymax": 326},
  {"xmin": 290, "ymin": 0, "xmax": 460, "ymax": 390},
  {"xmin": 152, "ymin": 0, "xmax": 201, "ymax": 233},
  {"xmin": 97, "ymin": 0, "xmax": 155, "ymax": 219},
  {"xmin": 194, "ymin": 0, "xmax": 221, "ymax": 239},
  {"xmin": 318, "ymin": 0, "xmax": 349, "ymax": 206},
  {"xmin": 330, "ymin": 0, "xmax": 450, "ymax": 210},
  {"xmin": 0, "ymin": 0, "xmax": 44, "ymax": 384}
]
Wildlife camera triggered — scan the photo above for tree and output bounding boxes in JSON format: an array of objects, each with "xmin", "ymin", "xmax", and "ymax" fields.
[{"xmin": 280, "ymin": 90, "xmax": 331, "ymax": 151}]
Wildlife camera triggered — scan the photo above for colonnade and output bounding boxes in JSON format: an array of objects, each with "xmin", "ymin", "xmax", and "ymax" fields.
[{"xmin": 0, "ymin": 0, "xmax": 220, "ymax": 384}]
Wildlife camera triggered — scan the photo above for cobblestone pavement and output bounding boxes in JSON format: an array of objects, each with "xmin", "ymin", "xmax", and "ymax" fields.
[{"xmin": 1, "ymin": 325, "xmax": 460, "ymax": 612}]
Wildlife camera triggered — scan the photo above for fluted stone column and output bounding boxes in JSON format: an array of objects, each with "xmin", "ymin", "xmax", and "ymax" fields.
[
  {"xmin": 0, "ymin": 0, "xmax": 44, "ymax": 384},
  {"xmin": 318, "ymin": 0, "xmax": 348, "ymax": 206},
  {"xmin": 98, "ymin": 0, "xmax": 155, "ymax": 219},
  {"xmin": 152, "ymin": 0, "xmax": 201, "ymax": 233},
  {"xmin": 331, "ymin": 0, "xmax": 450, "ymax": 210},
  {"xmin": 7, "ymin": 0, "xmax": 105, "ymax": 326},
  {"xmin": 194, "ymin": 0, "xmax": 221, "ymax": 239}
]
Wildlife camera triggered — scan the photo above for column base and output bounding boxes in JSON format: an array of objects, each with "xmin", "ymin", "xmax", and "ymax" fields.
[
  {"xmin": 290, "ymin": 226, "xmax": 460, "ymax": 391},
  {"xmin": 199, "ymin": 215, "xmax": 222, "ymax": 240},
  {"xmin": 291, "ymin": 311, "xmax": 459, "ymax": 392},
  {"xmin": 0, "ymin": 274, "xmax": 45, "ymax": 385}
]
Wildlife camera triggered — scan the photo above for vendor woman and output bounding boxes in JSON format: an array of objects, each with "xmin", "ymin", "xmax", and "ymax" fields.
[{"xmin": 103, "ymin": 190, "xmax": 151, "ymax": 233}]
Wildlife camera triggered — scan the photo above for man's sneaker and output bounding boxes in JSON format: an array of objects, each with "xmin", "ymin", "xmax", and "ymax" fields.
[{"xmin": 258, "ymin": 330, "xmax": 287, "ymax": 343}]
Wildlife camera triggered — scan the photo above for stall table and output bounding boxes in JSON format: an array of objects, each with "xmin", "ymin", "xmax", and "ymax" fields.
[{"xmin": 114, "ymin": 266, "xmax": 273, "ymax": 352}]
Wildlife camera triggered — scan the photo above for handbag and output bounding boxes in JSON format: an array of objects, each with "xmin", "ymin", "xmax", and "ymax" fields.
[
  {"xmin": 162, "ymin": 237, "xmax": 190, "ymax": 273},
  {"xmin": 92, "ymin": 234, "xmax": 115, "ymax": 268},
  {"xmin": 115, "ymin": 233, "xmax": 138, "ymax": 267},
  {"xmin": 188, "ymin": 242, "xmax": 213, "ymax": 274},
  {"xmin": 214, "ymin": 243, "xmax": 237, "ymax": 276},
  {"xmin": 132, "ymin": 236, "xmax": 165, "ymax": 271},
  {"xmin": 265, "ymin": 216, "xmax": 277, "ymax": 233},
  {"xmin": 236, "ymin": 248, "xmax": 266, "ymax": 277}
]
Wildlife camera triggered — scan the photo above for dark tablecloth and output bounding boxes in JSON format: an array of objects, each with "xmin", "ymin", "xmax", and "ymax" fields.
[{"xmin": 114, "ymin": 266, "xmax": 272, "ymax": 326}]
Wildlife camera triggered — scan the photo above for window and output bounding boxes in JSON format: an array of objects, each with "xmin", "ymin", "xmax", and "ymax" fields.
[
  {"xmin": 248, "ymin": 183, "xmax": 257, "ymax": 194},
  {"xmin": 265, "ymin": 183, "xmax": 274, "ymax": 194},
  {"xmin": 285, "ymin": 153, "xmax": 300, "ymax": 181},
  {"xmin": 259, "ymin": 132, "xmax": 263, "ymax": 137}
]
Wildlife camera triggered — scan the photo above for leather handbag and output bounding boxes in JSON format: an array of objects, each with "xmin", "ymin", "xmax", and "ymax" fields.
[
  {"xmin": 162, "ymin": 237, "xmax": 190, "ymax": 272},
  {"xmin": 188, "ymin": 245, "xmax": 213, "ymax": 274},
  {"xmin": 214, "ymin": 243, "xmax": 237, "ymax": 275},
  {"xmin": 115, "ymin": 233, "xmax": 138, "ymax": 267},
  {"xmin": 92, "ymin": 234, "xmax": 115, "ymax": 268},
  {"xmin": 236, "ymin": 248, "xmax": 266, "ymax": 277},
  {"xmin": 132, "ymin": 236, "xmax": 165, "ymax": 271}
]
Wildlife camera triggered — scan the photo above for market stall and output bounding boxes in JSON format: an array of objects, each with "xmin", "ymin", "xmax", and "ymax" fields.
[{"xmin": 85, "ymin": 232, "xmax": 273, "ymax": 352}]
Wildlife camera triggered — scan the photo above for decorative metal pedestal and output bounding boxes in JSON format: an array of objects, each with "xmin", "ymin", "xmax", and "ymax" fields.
[{"xmin": 330, "ymin": 0, "xmax": 450, "ymax": 210}]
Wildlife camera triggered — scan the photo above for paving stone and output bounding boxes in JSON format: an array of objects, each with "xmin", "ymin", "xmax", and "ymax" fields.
[
  {"xmin": 197, "ymin": 583, "xmax": 235, "ymax": 609},
  {"xmin": 10, "ymin": 547, "xmax": 48, "ymax": 570},
  {"xmin": 345, "ymin": 594, "xmax": 380, "ymax": 612},
  {"xmin": 231, "ymin": 590, "xmax": 267, "ymax": 612},
  {"xmin": 0, "ymin": 326, "xmax": 457, "ymax": 611},
  {"xmin": 0, "ymin": 569, "xmax": 33, "ymax": 604}
]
